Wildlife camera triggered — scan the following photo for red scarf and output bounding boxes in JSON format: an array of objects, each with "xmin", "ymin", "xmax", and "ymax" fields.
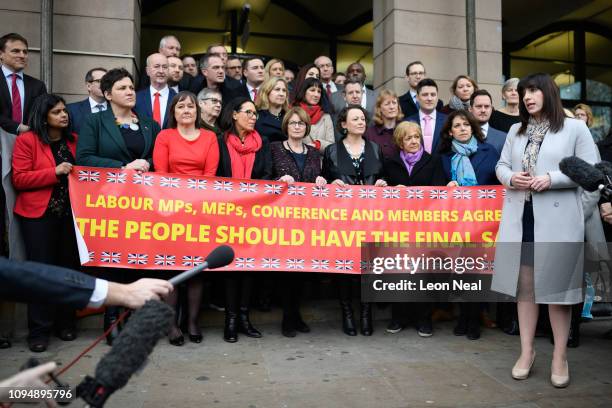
[
  {"xmin": 225, "ymin": 130, "xmax": 263, "ymax": 179},
  {"xmin": 299, "ymin": 102, "xmax": 323, "ymax": 125}
]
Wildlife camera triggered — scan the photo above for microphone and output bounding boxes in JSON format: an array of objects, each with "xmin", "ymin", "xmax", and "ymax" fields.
[
  {"xmin": 559, "ymin": 156, "xmax": 605, "ymax": 192},
  {"xmin": 168, "ymin": 245, "xmax": 235, "ymax": 286},
  {"xmin": 76, "ymin": 300, "xmax": 173, "ymax": 407}
]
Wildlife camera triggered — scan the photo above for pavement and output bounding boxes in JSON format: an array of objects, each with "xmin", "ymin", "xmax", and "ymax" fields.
[{"xmin": 1, "ymin": 302, "xmax": 612, "ymax": 408}]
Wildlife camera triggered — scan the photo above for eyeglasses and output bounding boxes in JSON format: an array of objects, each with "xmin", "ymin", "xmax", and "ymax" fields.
[
  {"xmin": 238, "ymin": 109, "xmax": 259, "ymax": 119},
  {"xmin": 288, "ymin": 121, "xmax": 306, "ymax": 127},
  {"xmin": 203, "ymin": 97, "xmax": 222, "ymax": 105},
  {"xmin": 88, "ymin": 79, "xmax": 101, "ymax": 84},
  {"xmin": 408, "ymin": 71, "xmax": 426, "ymax": 77}
]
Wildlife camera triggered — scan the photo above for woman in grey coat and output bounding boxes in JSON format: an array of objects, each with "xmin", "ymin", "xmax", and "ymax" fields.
[{"xmin": 491, "ymin": 73, "xmax": 599, "ymax": 388}]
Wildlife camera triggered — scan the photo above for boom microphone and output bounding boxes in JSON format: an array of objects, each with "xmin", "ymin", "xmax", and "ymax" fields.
[
  {"xmin": 559, "ymin": 156, "xmax": 605, "ymax": 192},
  {"xmin": 168, "ymin": 245, "xmax": 235, "ymax": 286},
  {"xmin": 76, "ymin": 300, "xmax": 173, "ymax": 407}
]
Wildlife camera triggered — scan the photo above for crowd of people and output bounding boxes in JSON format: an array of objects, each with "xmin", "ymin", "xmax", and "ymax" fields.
[{"xmin": 1, "ymin": 32, "xmax": 611, "ymax": 389}]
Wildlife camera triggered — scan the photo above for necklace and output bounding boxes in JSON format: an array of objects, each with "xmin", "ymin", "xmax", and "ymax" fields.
[
  {"xmin": 115, "ymin": 112, "xmax": 139, "ymax": 130},
  {"xmin": 343, "ymin": 139, "xmax": 364, "ymax": 158},
  {"xmin": 285, "ymin": 140, "xmax": 306, "ymax": 154}
]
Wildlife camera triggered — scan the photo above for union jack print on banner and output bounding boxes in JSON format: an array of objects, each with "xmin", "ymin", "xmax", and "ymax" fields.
[
  {"xmin": 358, "ymin": 188, "xmax": 377, "ymax": 199},
  {"xmin": 478, "ymin": 189, "xmax": 497, "ymax": 199},
  {"xmin": 360, "ymin": 260, "xmax": 374, "ymax": 273},
  {"xmin": 335, "ymin": 188, "xmax": 353, "ymax": 198},
  {"xmin": 106, "ymin": 172, "xmax": 126, "ymax": 184},
  {"xmin": 335, "ymin": 259, "xmax": 354, "ymax": 271},
  {"xmin": 239, "ymin": 182, "xmax": 258, "ymax": 193},
  {"xmin": 261, "ymin": 258, "xmax": 280, "ymax": 269},
  {"xmin": 288, "ymin": 185, "xmax": 306, "ymax": 196},
  {"xmin": 213, "ymin": 180, "xmax": 233, "ymax": 191},
  {"xmin": 453, "ymin": 189, "xmax": 472, "ymax": 199},
  {"xmin": 235, "ymin": 257, "xmax": 255, "ymax": 268},
  {"xmin": 182, "ymin": 255, "xmax": 204, "ymax": 267},
  {"xmin": 429, "ymin": 189, "xmax": 448, "ymax": 199},
  {"xmin": 286, "ymin": 258, "xmax": 305, "ymax": 269},
  {"xmin": 160, "ymin": 176, "xmax": 181, "ymax": 188},
  {"xmin": 154, "ymin": 254, "xmax": 176, "ymax": 266},
  {"xmin": 186, "ymin": 178, "xmax": 207, "ymax": 190},
  {"xmin": 382, "ymin": 188, "xmax": 400, "ymax": 199},
  {"xmin": 78, "ymin": 170, "xmax": 100, "ymax": 182},
  {"xmin": 100, "ymin": 251, "xmax": 121, "ymax": 264},
  {"xmin": 264, "ymin": 183, "xmax": 283, "ymax": 195},
  {"xmin": 133, "ymin": 173, "xmax": 154, "ymax": 186},
  {"xmin": 311, "ymin": 186, "xmax": 329, "ymax": 197},
  {"xmin": 311, "ymin": 259, "xmax": 330, "ymax": 270},
  {"xmin": 128, "ymin": 253, "xmax": 149, "ymax": 265},
  {"xmin": 406, "ymin": 188, "xmax": 424, "ymax": 199},
  {"xmin": 87, "ymin": 251, "xmax": 95, "ymax": 262}
]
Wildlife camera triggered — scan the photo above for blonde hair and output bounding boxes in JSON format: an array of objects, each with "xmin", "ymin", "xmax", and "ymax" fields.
[
  {"xmin": 373, "ymin": 89, "xmax": 404, "ymax": 126},
  {"xmin": 264, "ymin": 58, "xmax": 285, "ymax": 81},
  {"xmin": 393, "ymin": 121, "xmax": 422, "ymax": 149},
  {"xmin": 255, "ymin": 77, "xmax": 289, "ymax": 111},
  {"xmin": 573, "ymin": 103, "xmax": 594, "ymax": 127}
]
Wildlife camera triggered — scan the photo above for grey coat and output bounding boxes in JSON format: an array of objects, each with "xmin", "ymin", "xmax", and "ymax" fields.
[{"xmin": 491, "ymin": 118, "xmax": 599, "ymax": 304}]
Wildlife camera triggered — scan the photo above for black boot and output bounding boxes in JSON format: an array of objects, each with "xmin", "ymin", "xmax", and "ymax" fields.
[
  {"xmin": 341, "ymin": 301, "xmax": 357, "ymax": 336},
  {"xmin": 282, "ymin": 313, "xmax": 297, "ymax": 338},
  {"xmin": 224, "ymin": 311, "xmax": 238, "ymax": 343},
  {"xmin": 454, "ymin": 310, "xmax": 467, "ymax": 336},
  {"xmin": 103, "ymin": 307, "xmax": 122, "ymax": 346},
  {"xmin": 0, "ymin": 337, "xmax": 11, "ymax": 349},
  {"xmin": 360, "ymin": 303, "xmax": 373, "ymax": 336},
  {"xmin": 238, "ymin": 307, "xmax": 262, "ymax": 338}
]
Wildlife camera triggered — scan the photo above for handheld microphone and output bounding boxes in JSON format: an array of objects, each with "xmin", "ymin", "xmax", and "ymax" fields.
[
  {"xmin": 76, "ymin": 300, "xmax": 173, "ymax": 408},
  {"xmin": 559, "ymin": 156, "xmax": 605, "ymax": 192},
  {"xmin": 168, "ymin": 245, "xmax": 235, "ymax": 286}
]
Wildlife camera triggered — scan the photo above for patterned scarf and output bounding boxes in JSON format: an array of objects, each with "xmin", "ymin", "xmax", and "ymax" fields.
[
  {"xmin": 448, "ymin": 95, "xmax": 470, "ymax": 111},
  {"xmin": 521, "ymin": 117, "xmax": 550, "ymax": 200},
  {"xmin": 450, "ymin": 136, "xmax": 478, "ymax": 186}
]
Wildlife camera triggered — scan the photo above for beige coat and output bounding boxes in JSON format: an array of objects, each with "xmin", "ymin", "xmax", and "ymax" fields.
[
  {"xmin": 491, "ymin": 118, "xmax": 599, "ymax": 304},
  {"xmin": 307, "ymin": 114, "xmax": 335, "ymax": 153}
]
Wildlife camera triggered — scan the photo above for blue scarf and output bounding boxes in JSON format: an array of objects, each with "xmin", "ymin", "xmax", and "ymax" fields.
[{"xmin": 450, "ymin": 137, "xmax": 478, "ymax": 186}]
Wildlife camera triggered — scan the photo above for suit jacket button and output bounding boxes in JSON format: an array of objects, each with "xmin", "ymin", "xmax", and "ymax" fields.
[{"xmin": 554, "ymin": 202, "xmax": 559, "ymax": 207}]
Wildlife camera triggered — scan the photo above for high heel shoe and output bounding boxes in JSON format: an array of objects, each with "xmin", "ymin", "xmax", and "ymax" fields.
[
  {"xmin": 340, "ymin": 301, "xmax": 356, "ymax": 336},
  {"xmin": 512, "ymin": 352, "xmax": 536, "ymax": 380},
  {"xmin": 169, "ymin": 334, "xmax": 184, "ymax": 346},
  {"xmin": 360, "ymin": 303, "xmax": 373, "ymax": 336},
  {"xmin": 238, "ymin": 307, "xmax": 262, "ymax": 338},
  {"xmin": 551, "ymin": 360, "xmax": 570, "ymax": 388},
  {"xmin": 189, "ymin": 332, "xmax": 203, "ymax": 343},
  {"xmin": 224, "ymin": 311, "xmax": 238, "ymax": 343}
]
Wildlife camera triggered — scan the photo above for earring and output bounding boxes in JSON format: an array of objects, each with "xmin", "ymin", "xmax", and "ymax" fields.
[{"xmin": 341, "ymin": 128, "xmax": 348, "ymax": 135}]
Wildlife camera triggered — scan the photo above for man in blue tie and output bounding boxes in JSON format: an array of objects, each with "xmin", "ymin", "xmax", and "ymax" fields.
[
  {"xmin": 66, "ymin": 67, "xmax": 108, "ymax": 134},
  {"xmin": 398, "ymin": 61, "xmax": 443, "ymax": 118}
]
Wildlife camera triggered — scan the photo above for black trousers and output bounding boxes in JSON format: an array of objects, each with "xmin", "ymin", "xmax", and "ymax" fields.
[
  {"xmin": 19, "ymin": 214, "xmax": 79, "ymax": 340},
  {"xmin": 225, "ymin": 273, "xmax": 254, "ymax": 313},
  {"xmin": 280, "ymin": 272, "xmax": 304, "ymax": 317}
]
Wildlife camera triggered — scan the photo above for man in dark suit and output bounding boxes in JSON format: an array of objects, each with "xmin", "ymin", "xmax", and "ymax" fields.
[
  {"xmin": 398, "ymin": 61, "xmax": 443, "ymax": 118},
  {"xmin": 469, "ymin": 89, "xmax": 507, "ymax": 155},
  {"xmin": 405, "ymin": 78, "xmax": 447, "ymax": 154},
  {"xmin": 66, "ymin": 67, "xmax": 107, "ymax": 134},
  {"xmin": 168, "ymin": 56, "xmax": 194, "ymax": 93},
  {"xmin": 315, "ymin": 55, "xmax": 341, "ymax": 97},
  {"xmin": 135, "ymin": 53, "xmax": 176, "ymax": 129},
  {"xmin": 336, "ymin": 62, "xmax": 377, "ymax": 116},
  {"xmin": 241, "ymin": 57, "xmax": 265, "ymax": 102},
  {"xmin": 0, "ymin": 33, "xmax": 47, "ymax": 135},
  {"xmin": 138, "ymin": 35, "xmax": 181, "ymax": 90},
  {"xmin": 190, "ymin": 53, "xmax": 246, "ymax": 109}
]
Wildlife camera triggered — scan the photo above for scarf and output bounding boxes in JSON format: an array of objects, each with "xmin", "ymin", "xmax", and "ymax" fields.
[
  {"xmin": 226, "ymin": 130, "xmax": 263, "ymax": 179},
  {"xmin": 299, "ymin": 102, "xmax": 323, "ymax": 125},
  {"xmin": 448, "ymin": 95, "xmax": 470, "ymax": 111},
  {"xmin": 521, "ymin": 117, "xmax": 550, "ymax": 200},
  {"xmin": 450, "ymin": 136, "xmax": 478, "ymax": 186},
  {"xmin": 400, "ymin": 145, "xmax": 424, "ymax": 176}
]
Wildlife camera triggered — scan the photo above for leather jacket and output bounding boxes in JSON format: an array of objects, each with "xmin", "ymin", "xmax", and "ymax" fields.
[{"xmin": 322, "ymin": 139, "xmax": 384, "ymax": 185}]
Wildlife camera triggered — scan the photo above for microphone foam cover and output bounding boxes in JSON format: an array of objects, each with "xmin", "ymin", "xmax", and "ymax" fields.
[{"xmin": 205, "ymin": 245, "xmax": 235, "ymax": 269}]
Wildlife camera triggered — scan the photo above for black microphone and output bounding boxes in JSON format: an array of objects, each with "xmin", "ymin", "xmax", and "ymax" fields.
[
  {"xmin": 594, "ymin": 161, "xmax": 612, "ymax": 202},
  {"xmin": 168, "ymin": 245, "xmax": 234, "ymax": 286},
  {"xmin": 559, "ymin": 156, "xmax": 605, "ymax": 192},
  {"xmin": 76, "ymin": 300, "xmax": 173, "ymax": 407}
]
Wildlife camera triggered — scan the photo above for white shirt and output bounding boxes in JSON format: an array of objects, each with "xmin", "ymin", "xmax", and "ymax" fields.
[
  {"xmin": 410, "ymin": 90, "xmax": 418, "ymax": 105},
  {"xmin": 88, "ymin": 97, "xmax": 107, "ymax": 113},
  {"xmin": 2, "ymin": 65, "xmax": 25, "ymax": 123},
  {"xmin": 88, "ymin": 278, "xmax": 109, "ymax": 308},
  {"xmin": 361, "ymin": 85, "xmax": 367, "ymax": 110},
  {"xmin": 171, "ymin": 84, "xmax": 179, "ymax": 94},
  {"xmin": 246, "ymin": 83, "xmax": 260, "ymax": 101},
  {"xmin": 149, "ymin": 85, "xmax": 169, "ymax": 126},
  {"xmin": 481, "ymin": 123, "xmax": 489, "ymax": 138},
  {"xmin": 322, "ymin": 80, "xmax": 337, "ymax": 94}
]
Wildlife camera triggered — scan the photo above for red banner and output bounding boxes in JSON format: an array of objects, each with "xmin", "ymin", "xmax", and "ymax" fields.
[{"xmin": 69, "ymin": 167, "xmax": 504, "ymax": 274}]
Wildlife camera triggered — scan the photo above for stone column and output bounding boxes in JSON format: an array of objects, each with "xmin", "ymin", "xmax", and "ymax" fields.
[{"xmin": 373, "ymin": 0, "xmax": 503, "ymax": 106}]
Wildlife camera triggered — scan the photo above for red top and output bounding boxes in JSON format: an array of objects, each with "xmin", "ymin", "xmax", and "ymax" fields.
[
  {"xmin": 153, "ymin": 128, "xmax": 220, "ymax": 176},
  {"xmin": 12, "ymin": 130, "xmax": 78, "ymax": 218}
]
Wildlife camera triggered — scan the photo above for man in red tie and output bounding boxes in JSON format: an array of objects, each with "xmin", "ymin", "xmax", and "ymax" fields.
[
  {"xmin": 241, "ymin": 58, "xmax": 265, "ymax": 102},
  {"xmin": 135, "ymin": 53, "xmax": 176, "ymax": 129},
  {"xmin": 314, "ymin": 55, "xmax": 338, "ymax": 97},
  {"xmin": 0, "ymin": 32, "xmax": 47, "ymax": 349}
]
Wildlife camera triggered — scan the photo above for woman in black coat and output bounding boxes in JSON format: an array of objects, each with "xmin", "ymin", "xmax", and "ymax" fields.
[
  {"xmin": 383, "ymin": 121, "xmax": 446, "ymax": 338},
  {"xmin": 270, "ymin": 106, "xmax": 327, "ymax": 337},
  {"xmin": 218, "ymin": 97, "xmax": 272, "ymax": 343},
  {"xmin": 322, "ymin": 105, "xmax": 386, "ymax": 336}
]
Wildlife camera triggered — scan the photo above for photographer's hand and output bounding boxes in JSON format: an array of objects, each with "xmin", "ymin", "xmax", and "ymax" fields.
[{"xmin": 600, "ymin": 202, "xmax": 612, "ymax": 224}]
